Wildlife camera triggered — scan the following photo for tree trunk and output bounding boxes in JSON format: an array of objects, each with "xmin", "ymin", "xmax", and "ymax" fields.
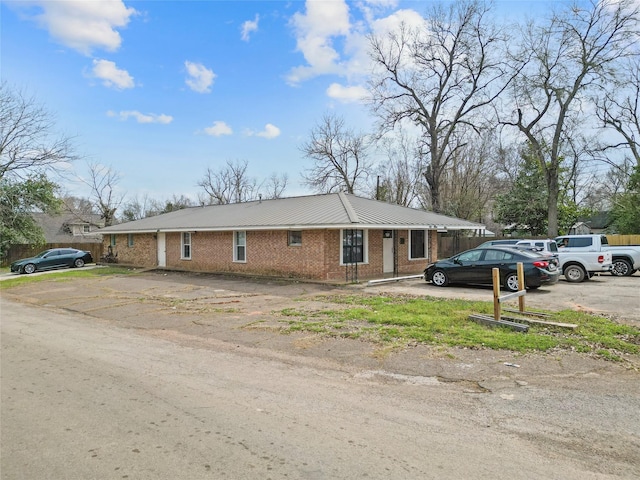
[
  {"xmin": 423, "ymin": 166, "xmax": 442, "ymax": 213},
  {"xmin": 546, "ymin": 168, "xmax": 559, "ymax": 237}
]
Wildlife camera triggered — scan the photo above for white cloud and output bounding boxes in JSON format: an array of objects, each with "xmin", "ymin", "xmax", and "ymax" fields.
[
  {"xmin": 185, "ymin": 61, "xmax": 216, "ymax": 93},
  {"xmin": 368, "ymin": 9, "xmax": 428, "ymax": 72},
  {"xmin": 364, "ymin": 0, "xmax": 399, "ymax": 6},
  {"xmin": 370, "ymin": 8, "xmax": 425, "ymax": 37},
  {"xmin": 326, "ymin": 83, "xmax": 369, "ymax": 103},
  {"xmin": 107, "ymin": 110, "xmax": 173, "ymax": 124},
  {"xmin": 91, "ymin": 59, "xmax": 134, "ymax": 89},
  {"xmin": 287, "ymin": 0, "xmax": 351, "ymax": 84},
  {"xmin": 204, "ymin": 121, "xmax": 233, "ymax": 137},
  {"xmin": 248, "ymin": 124, "xmax": 281, "ymax": 139},
  {"xmin": 22, "ymin": 0, "xmax": 136, "ymax": 55},
  {"xmin": 286, "ymin": 1, "xmax": 422, "ymax": 86},
  {"xmin": 241, "ymin": 14, "xmax": 259, "ymax": 41}
]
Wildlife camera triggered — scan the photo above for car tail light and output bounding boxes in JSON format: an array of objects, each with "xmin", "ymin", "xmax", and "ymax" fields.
[
  {"xmin": 533, "ymin": 260, "xmax": 549, "ymax": 268},
  {"xmin": 598, "ymin": 255, "xmax": 605, "ymax": 263}
]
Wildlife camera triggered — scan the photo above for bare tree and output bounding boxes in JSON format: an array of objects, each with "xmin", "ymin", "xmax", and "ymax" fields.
[
  {"xmin": 121, "ymin": 194, "xmax": 157, "ymax": 221},
  {"xmin": 84, "ymin": 162, "xmax": 124, "ymax": 226},
  {"xmin": 198, "ymin": 159, "xmax": 257, "ymax": 204},
  {"xmin": 0, "ymin": 82, "xmax": 77, "ymax": 180},
  {"xmin": 60, "ymin": 195, "xmax": 95, "ymax": 216},
  {"xmin": 580, "ymin": 159, "xmax": 632, "ymax": 211},
  {"xmin": 595, "ymin": 57, "xmax": 640, "ymax": 168},
  {"xmin": 501, "ymin": 0, "xmax": 639, "ymax": 236},
  {"xmin": 437, "ymin": 132, "xmax": 500, "ymax": 223},
  {"xmin": 300, "ymin": 113, "xmax": 371, "ymax": 194},
  {"xmin": 368, "ymin": 0, "xmax": 512, "ymax": 212},
  {"xmin": 260, "ymin": 172, "xmax": 288, "ymax": 200},
  {"xmin": 162, "ymin": 194, "xmax": 195, "ymax": 212},
  {"xmin": 373, "ymin": 131, "xmax": 423, "ymax": 206}
]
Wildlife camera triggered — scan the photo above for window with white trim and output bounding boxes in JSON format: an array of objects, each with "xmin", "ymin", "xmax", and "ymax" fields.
[
  {"xmin": 341, "ymin": 229, "xmax": 367, "ymax": 264},
  {"xmin": 234, "ymin": 231, "xmax": 246, "ymax": 262},
  {"xmin": 409, "ymin": 230, "xmax": 427, "ymax": 259},
  {"xmin": 181, "ymin": 232, "xmax": 191, "ymax": 259},
  {"xmin": 128, "ymin": 233, "xmax": 134, "ymax": 247}
]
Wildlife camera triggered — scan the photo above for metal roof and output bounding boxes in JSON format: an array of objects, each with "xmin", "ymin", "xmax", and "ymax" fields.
[{"xmin": 99, "ymin": 192, "xmax": 485, "ymax": 234}]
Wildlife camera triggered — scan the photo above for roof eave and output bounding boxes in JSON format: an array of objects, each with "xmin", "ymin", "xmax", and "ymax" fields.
[{"xmin": 100, "ymin": 223, "xmax": 485, "ymax": 234}]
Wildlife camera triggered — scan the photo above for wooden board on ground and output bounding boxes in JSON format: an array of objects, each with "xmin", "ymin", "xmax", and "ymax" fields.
[
  {"xmin": 469, "ymin": 314, "xmax": 529, "ymax": 332},
  {"xmin": 500, "ymin": 315, "xmax": 578, "ymax": 329}
]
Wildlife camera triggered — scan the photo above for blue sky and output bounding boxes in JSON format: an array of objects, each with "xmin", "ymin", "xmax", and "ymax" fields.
[{"xmin": 1, "ymin": 0, "xmax": 552, "ymax": 203}]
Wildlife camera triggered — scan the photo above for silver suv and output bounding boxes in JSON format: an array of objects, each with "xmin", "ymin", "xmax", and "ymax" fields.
[{"xmin": 514, "ymin": 239, "xmax": 559, "ymax": 266}]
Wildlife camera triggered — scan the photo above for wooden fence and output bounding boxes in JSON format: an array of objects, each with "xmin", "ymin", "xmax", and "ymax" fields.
[
  {"xmin": 605, "ymin": 235, "xmax": 640, "ymax": 246},
  {"xmin": 437, "ymin": 234, "xmax": 639, "ymax": 260},
  {"xmin": 1, "ymin": 243, "xmax": 104, "ymax": 267}
]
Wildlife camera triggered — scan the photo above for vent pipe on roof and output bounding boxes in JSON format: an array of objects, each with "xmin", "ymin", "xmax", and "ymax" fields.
[{"xmin": 259, "ymin": 194, "xmax": 262, "ymax": 203}]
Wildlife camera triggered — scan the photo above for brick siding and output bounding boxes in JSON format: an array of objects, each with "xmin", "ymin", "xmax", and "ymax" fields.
[{"xmin": 105, "ymin": 228, "xmax": 438, "ymax": 282}]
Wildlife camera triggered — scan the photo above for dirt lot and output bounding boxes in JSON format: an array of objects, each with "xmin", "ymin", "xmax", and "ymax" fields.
[{"xmin": 2, "ymin": 268, "xmax": 639, "ymax": 378}]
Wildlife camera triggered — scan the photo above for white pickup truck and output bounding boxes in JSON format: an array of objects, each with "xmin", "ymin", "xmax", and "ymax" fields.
[
  {"xmin": 552, "ymin": 235, "xmax": 614, "ymax": 282},
  {"xmin": 555, "ymin": 234, "xmax": 640, "ymax": 279}
]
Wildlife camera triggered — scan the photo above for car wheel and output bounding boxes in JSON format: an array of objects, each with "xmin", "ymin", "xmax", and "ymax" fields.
[
  {"xmin": 611, "ymin": 258, "xmax": 632, "ymax": 277},
  {"xmin": 23, "ymin": 263, "xmax": 36, "ymax": 274},
  {"xmin": 564, "ymin": 264, "xmax": 586, "ymax": 283},
  {"xmin": 504, "ymin": 273, "xmax": 520, "ymax": 292},
  {"xmin": 431, "ymin": 270, "xmax": 449, "ymax": 287},
  {"xmin": 74, "ymin": 258, "xmax": 85, "ymax": 268}
]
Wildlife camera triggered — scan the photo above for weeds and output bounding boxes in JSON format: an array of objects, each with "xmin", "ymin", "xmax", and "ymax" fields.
[{"xmin": 278, "ymin": 294, "xmax": 640, "ymax": 361}]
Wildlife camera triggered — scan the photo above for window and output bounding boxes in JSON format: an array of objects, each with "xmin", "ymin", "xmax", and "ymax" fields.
[
  {"xmin": 83, "ymin": 225, "xmax": 91, "ymax": 233},
  {"xmin": 288, "ymin": 231, "xmax": 302, "ymax": 246},
  {"xmin": 568, "ymin": 237, "xmax": 593, "ymax": 248},
  {"xmin": 457, "ymin": 250, "xmax": 483, "ymax": 262},
  {"xmin": 410, "ymin": 230, "xmax": 426, "ymax": 259},
  {"xmin": 234, "ymin": 231, "xmax": 246, "ymax": 262},
  {"xmin": 110, "ymin": 234, "xmax": 116, "ymax": 246},
  {"xmin": 484, "ymin": 250, "xmax": 514, "ymax": 261},
  {"xmin": 128, "ymin": 234, "xmax": 134, "ymax": 247},
  {"xmin": 342, "ymin": 229, "xmax": 365, "ymax": 264},
  {"xmin": 182, "ymin": 232, "xmax": 191, "ymax": 259}
]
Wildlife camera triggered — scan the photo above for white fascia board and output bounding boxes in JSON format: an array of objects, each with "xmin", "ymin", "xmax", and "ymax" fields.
[{"xmin": 104, "ymin": 223, "xmax": 484, "ymax": 234}]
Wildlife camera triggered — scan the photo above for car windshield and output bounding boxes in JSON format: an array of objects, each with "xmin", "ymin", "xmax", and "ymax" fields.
[{"xmin": 36, "ymin": 251, "xmax": 51, "ymax": 258}]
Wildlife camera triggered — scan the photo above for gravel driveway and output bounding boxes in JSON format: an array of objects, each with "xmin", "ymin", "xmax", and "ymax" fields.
[{"xmin": 364, "ymin": 272, "xmax": 640, "ymax": 326}]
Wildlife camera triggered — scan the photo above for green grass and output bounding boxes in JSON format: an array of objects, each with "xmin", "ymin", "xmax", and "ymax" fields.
[
  {"xmin": 0, "ymin": 266, "xmax": 138, "ymax": 289},
  {"xmin": 278, "ymin": 294, "xmax": 640, "ymax": 362}
]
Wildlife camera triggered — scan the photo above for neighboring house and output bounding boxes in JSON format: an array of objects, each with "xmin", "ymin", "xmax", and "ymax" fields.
[
  {"xmin": 569, "ymin": 222, "xmax": 591, "ymax": 235},
  {"xmin": 99, "ymin": 192, "xmax": 484, "ymax": 282},
  {"xmin": 32, "ymin": 212, "xmax": 105, "ymax": 243},
  {"xmin": 570, "ymin": 212, "xmax": 611, "ymax": 235},
  {"xmin": 2, "ymin": 213, "xmax": 105, "ymax": 267}
]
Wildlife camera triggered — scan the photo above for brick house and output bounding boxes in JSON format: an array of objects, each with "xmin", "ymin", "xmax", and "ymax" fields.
[{"xmin": 99, "ymin": 192, "xmax": 484, "ymax": 282}]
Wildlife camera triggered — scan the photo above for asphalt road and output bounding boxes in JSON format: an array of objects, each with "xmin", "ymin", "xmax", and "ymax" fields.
[{"xmin": 2, "ymin": 295, "xmax": 639, "ymax": 480}]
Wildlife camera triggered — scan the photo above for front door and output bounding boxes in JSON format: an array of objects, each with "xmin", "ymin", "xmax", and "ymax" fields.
[
  {"xmin": 157, "ymin": 232, "xmax": 166, "ymax": 267},
  {"xmin": 383, "ymin": 232, "xmax": 394, "ymax": 274}
]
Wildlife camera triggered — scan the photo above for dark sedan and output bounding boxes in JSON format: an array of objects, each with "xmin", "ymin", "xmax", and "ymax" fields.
[
  {"xmin": 424, "ymin": 246, "xmax": 560, "ymax": 292},
  {"xmin": 10, "ymin": 248, "xmax": 94, "ymax": 274}
]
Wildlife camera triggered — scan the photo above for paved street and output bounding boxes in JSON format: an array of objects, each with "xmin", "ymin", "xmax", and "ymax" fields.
[{"xmin": 2, "ymin": 294, "xmax": 639, "ymax": 479}]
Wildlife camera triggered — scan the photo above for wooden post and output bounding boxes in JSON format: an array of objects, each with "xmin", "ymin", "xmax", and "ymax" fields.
[
  {"xmin": 517, "ymin": 262, "xmax": 525, "ymax": 312},
  {"xmin": 492, "ymin": 268, "xmax": 501, "ymax": 320}
]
